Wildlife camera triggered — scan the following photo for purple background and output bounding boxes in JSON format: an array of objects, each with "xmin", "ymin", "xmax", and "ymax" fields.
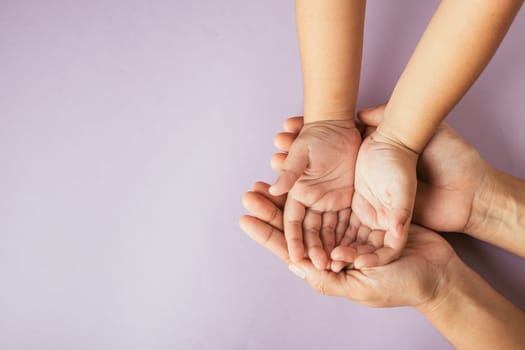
[{"xmin": 1, "ymin": 1, "xmax": 524, "ymax": 349}]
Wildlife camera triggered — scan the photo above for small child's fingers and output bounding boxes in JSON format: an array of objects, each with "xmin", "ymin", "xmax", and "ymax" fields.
[
  {"xmin": 321, "ymin": 211, "xmax": 337, "ymax": 256},
  {"xmin": 353, "ymin": 246, "xmax": 400, "ymax": 269},
  {"xmin": 330, "ymin": 260, "xmax": 351, "ymax": 273},
  {"xmin": 303, "ymin": 209, "xmax": 328, "ymax": 270},
  {"xmin": 367, "ymin": 229, "xmax": 386, "ymax": 248},
  {"xmin": 356, "ymin": 224, "xmax": 372, "ymax": 244},
  {"xmin": 283, "ymin": 116, "xmax": 304, "ymax": 133},
  {"xmin": 335, "ymin": 208, "xmax": 351, "ymax": 245},
  {"xmin": 331, "ymin": 245, "xmax": 357, "ymax": 263},
  {"xmin": 339, "ymin": 213, "xmax": 361, "ymax": 247}
]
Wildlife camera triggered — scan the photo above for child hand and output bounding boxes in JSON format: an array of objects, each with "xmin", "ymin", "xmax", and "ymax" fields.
[
  {"xmin": 351, "ymin": 129, "xmax": 418, "ymax": 268},
  {"xmin": 269, "ymin": 119, "xmax": 361, "ymax": 269}
]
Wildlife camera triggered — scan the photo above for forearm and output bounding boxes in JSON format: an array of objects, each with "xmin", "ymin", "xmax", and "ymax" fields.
[
  {"xmin": 381, "ymin": 0, "xmax": 523, "ymax": 152},
  {"xmin": 467, "ymin": 165, "xmax": 525, "ymax": 258},
  {"xmin": 418, "ymin": 255, "xmax": 525, "ymax": 349},
  {"xmin": 296, "ymin": 0, "xmax": 365, "ymax": 123}
]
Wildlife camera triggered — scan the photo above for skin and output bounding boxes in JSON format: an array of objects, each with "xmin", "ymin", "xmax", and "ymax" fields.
[
  {"xmin": 276, "ymin": 0, "xmax": 523, "ymax": 269},
  {"xmin": 349, "ymin": 0, "xmax": 523, "ymax": 267},
  {"xmin": 241, "ymin": 182, "xmax": 454, "ymax": 307},
  {"xmin": 269, "ymin": 0, "xmax": 366, "ymax": 269},
  {"xmin": 273, "ymin": 105, "xmax": 525, "ymax": 259},
  {"xmin": 273, "ymin": 107, "xmax": 484, "ymax": 235},
  {"xmin": 239, "ymin": 182, "xmax": 525, "ymax": 349}
]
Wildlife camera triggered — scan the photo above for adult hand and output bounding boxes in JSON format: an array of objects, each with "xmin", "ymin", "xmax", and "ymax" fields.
[
  {"xmin": 240, "ymin": 181, "xmax": 456, "ymax": 308},
  {"xmin": 269, "ymin": 119, "xmax": 361, "ymax": 269}
]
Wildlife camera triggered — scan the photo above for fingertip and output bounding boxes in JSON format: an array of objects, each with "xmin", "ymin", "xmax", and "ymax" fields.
[
  {"xmin": 251, "ymin": 181, "xmax": 270, "ymax": 193},
  {"xmin": 270, "ymin": 153, "xmax": 286, "ymax": 172},
  {"xmin": 241, "ymin": 191, "xmax": 253, "ymax": 210},
  {"xmin": 238, "ymin": 215, "xmax": 249, "ymax": 230},
  {"xmin": 353, "ymin": 254, "xmax": 378, "ymax": 269},
  {"xmin": 239, "ymin": 215, "xmax": 258, "ymax": 236},
  {"xmin": 331, "ymin": 260, "xmax": 345, "ymax": 273},
  {"xmin": 331, "ymin": 246, "xmax": 357, "ymax": 262},
  {"xmin": 268, "ymin": 185, "xmax": 281, "ymax": 196}
]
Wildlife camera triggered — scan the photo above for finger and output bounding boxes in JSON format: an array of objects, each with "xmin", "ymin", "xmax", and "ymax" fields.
[
  {"xmin": 242, "ymin": 191, "xmax": 283, "ymax": 230},
  {"xmin": 339, "ymin": 212, "xmax": 361, "ymax": 246},
  {"xmin": 363, "ymin": 126, "xmax": 375, "ymax": 139},
  {"xmin": 356, "ymin": 224, "xmax": 372, "ymax": 244},
  {"xmin": 352, "ymin": 243, "xmax": 376, "ymax": 255},
  {"xmin": 270, "ymin": 153, "xmax": 286, "ymax": 172},
  {"xmin": 367, "ymin": 229, "xmax": 386, "ymax": 248},
  {"xmin": 283, "ymin": 116, "xmax": 304, "ymax": 133},
  {"xmin": 239, "ymin": 215, "xmax": 289, "ymax": 262},
  {"xmin": 274, "ymin": 132, "xmax": 297, "ymax": 153},
  {"xmin": 335, "ymin": 208, "xmax": 351, "ymax": 245},
  {"xmin": 331, "ymin": 246, "xmax": 357, "ymax": 263},
  {"xmin": 354, "ymin": 223, "xmax": 408, "ymax": 268},
  {"xmin": 303, "ymin": 209, "xmax": 328, "ymax": 270},
  {"xmin": 251, "ymin": 181, "xmax": 287, "ymax": 209},
  {"xmin": 283, "ymin": 198, "xmax": 306, "ymax": 263},
  {"xmin": 353, "ymin": 246, "xmax": 399, "ymax": 269},
  {"xmin": 356, "ymin": 104, "xmax": 386, "ymax": 127},
  {"xmin": 330, "ymin": 260, "xmax": 351, "ymax": 273},
  {"xmin": 269, "ymin": 143, "xmax": 308, "ymax": 196},
  {"xmin": 321, "ymin": 211, "xmax": 337, "ymax": 256},
  {"xmin": 296, "ymin": 260, "xmax": 346, "ymax": 297}
]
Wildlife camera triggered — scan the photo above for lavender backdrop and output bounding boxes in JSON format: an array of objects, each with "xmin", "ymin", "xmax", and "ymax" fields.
[{"xmin": 1, "ymin": 1, "xmax": 524, "ymax": 349}]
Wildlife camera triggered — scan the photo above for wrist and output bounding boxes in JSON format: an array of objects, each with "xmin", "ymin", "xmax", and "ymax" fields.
[
  {"xmin": 303, "ymin": 109, "xmax": 356, "ymax": 125},
  {"xmin": 464, "ymin": 163, "xmax": 501, "ymax": 240},
  {"xmin": 371, "ymin": 128, "xmax": 420, "ymax": 158},
  {"xmin": 466, "ymin": 164, "xmax": 525, "ymax": 256},
  {"xmin": 416, "ymin": 253, "xmax": 469, "ymax": 322},
  {"xmin": 379, "ymin": 105, "xmax": 438, "ymax": 154}
]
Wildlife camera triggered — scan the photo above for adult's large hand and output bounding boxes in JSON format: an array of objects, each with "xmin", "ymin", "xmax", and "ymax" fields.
[
  {"xmin": 240, "ymin": 181, "xmax": 456, "ymax": 308},
  {"xmin": 269, "ymin": 119, "xmax": 361, "ymax": 269}
]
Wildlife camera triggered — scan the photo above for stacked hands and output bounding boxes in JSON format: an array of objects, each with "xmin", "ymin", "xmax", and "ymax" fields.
[
  {"xmin": 268, "ymin": 105, "xmax": 420, "ymax": 270},
  {"xmin": 240, "ymin": 103, "xmax": 485, "ymax": 306},
  {"xmin": 239, "ymin": 1, "xmax": 525, "ymax": 345}
]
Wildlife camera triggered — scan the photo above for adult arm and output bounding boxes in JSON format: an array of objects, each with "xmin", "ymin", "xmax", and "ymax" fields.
[{"xmin": 418, "ymin": 254, "xmax": 525, "ymax": 349}]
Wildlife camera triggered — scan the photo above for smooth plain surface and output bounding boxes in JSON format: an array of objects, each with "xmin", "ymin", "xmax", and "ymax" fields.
[{"xmin": 1, "ymin": 1, "xmax": 524, "ymax": 349}]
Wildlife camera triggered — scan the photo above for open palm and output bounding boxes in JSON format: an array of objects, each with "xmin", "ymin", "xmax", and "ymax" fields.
[
  {"xmin": 240, "ymin": 181, "xmax": 455, "ymax": 308},
  {"xmin": 269, "ymin": 119, "xmax": 361, "ymax": 269},
  {"xmin": 351, "ymin": 130, "xmax": 418, "ymax": 267},
  {"xmin": 358, "ymin": 104, "xmax": 486, "ymax": 233}
]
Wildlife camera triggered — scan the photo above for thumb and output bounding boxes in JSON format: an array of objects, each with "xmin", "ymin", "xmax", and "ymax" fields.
[
  {"xmin": 386, "ymin": 207, "xmax": 411, "ymax": 245},
  {"xmin": 357, "ymin": 103, "xmax": 387, "ymax": 127},
  {"xmin": 269, "ymin": 143, "xmax": 308, "ymax": 196}
]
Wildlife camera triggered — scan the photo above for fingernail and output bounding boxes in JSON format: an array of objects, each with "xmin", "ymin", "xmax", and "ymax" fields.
[{"xmin": 288, "ymin": 264, "xmax": 305, "ymax": 279}]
